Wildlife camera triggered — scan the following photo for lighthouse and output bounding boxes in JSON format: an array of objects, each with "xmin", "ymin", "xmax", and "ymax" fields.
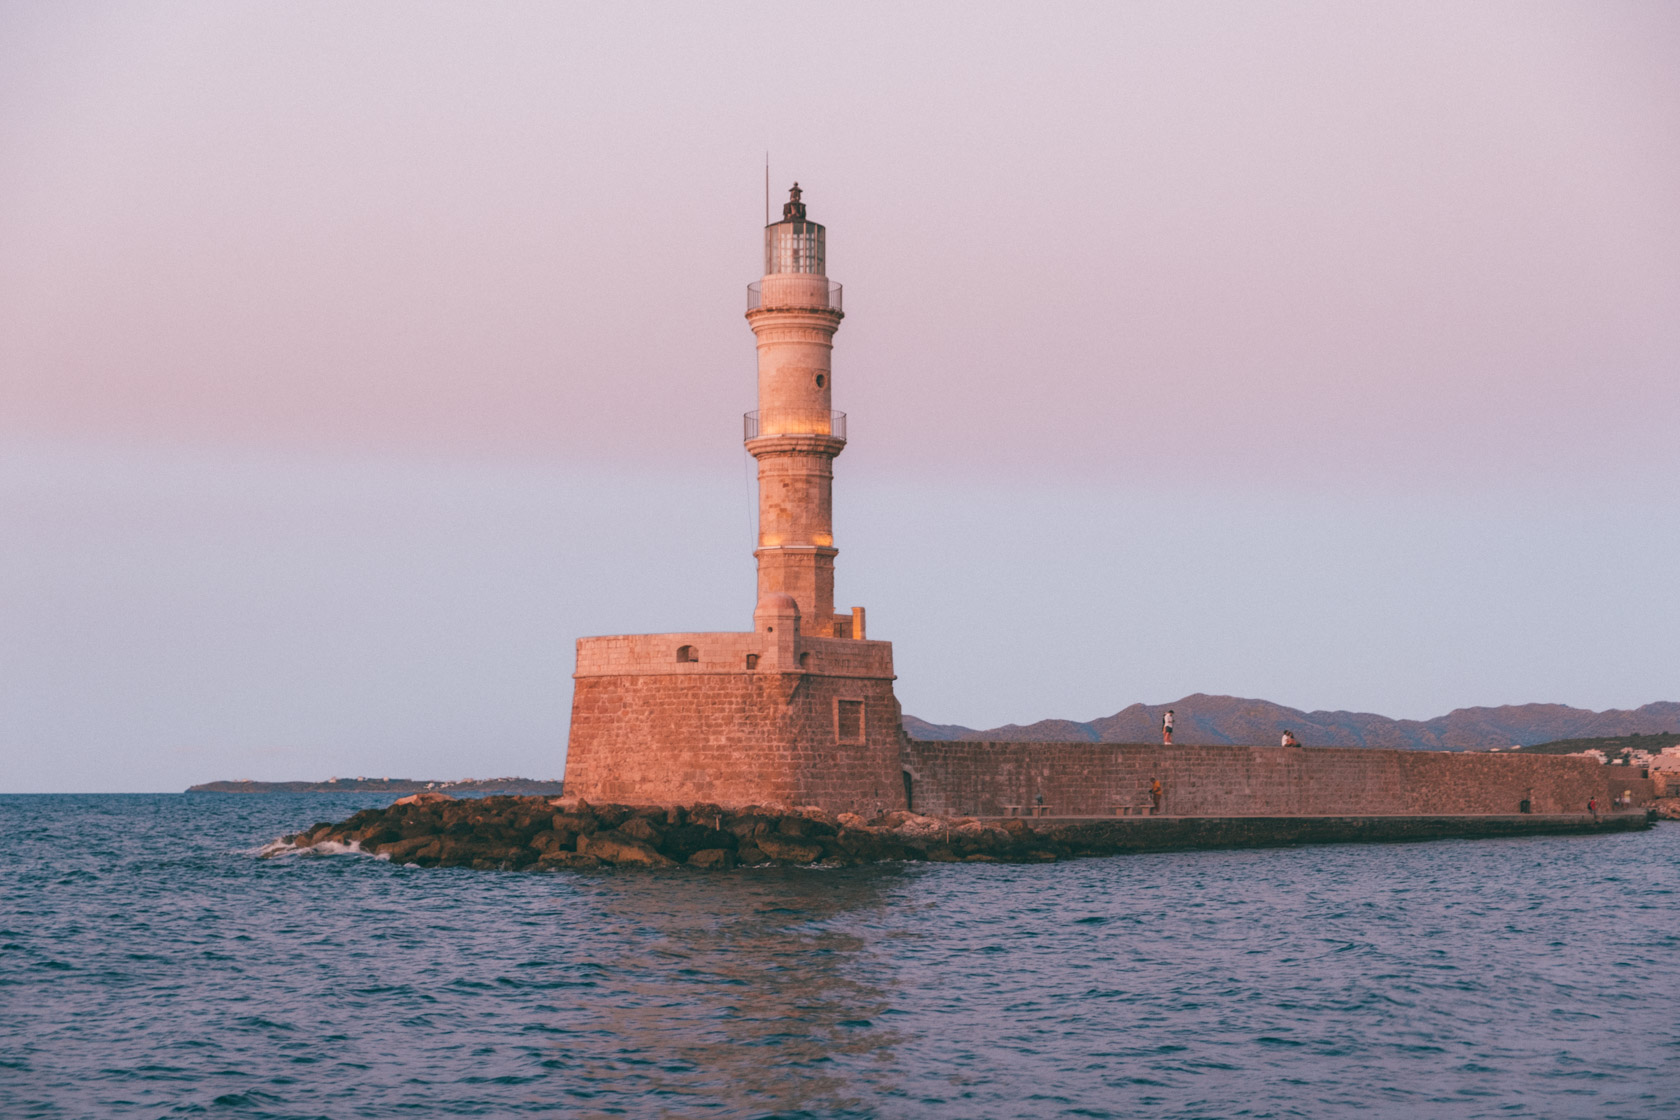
[
  {"xmin": 746, "ymin": 184, "xmax": 860, "ymax": 638},
  {"xmin": 562, "ymin": 183, "xmax": 905, "ymax": 813}
]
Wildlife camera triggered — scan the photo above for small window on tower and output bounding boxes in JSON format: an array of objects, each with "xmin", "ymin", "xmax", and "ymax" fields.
[
  {"xmin": 676, "ymin": 645, "xmax": 698, "ymax": 663},
  {"xmin": 815, "ymin": 374, "xmax": 825, "ymax": 388},
  {"xmin": 836, "ymin": 700, "xmax": 864, "ymax": 744}
]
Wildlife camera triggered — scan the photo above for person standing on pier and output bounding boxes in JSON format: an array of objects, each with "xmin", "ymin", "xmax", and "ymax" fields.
[{"xmin": 1162, "ymin": 709, "xmax": 1175, "ymax": 746}]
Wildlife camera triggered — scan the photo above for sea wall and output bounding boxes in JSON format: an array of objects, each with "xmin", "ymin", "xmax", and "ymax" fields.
[
  {"xmin": 899, "ymin": 742, "xmax": 1613, "ymax": 817},
  {"xmin": 1606, "ymin": 774, "xmax": 1658, "ymax": 805}
]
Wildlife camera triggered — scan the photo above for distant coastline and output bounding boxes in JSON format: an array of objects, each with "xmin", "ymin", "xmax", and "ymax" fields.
[
  {"xmin": 186, "ymin": 777, "xmax": 565, "ymax": 794},
  {"xmin": 904, "ymin": 695, "xmax": 1680, "ymax": 750}
]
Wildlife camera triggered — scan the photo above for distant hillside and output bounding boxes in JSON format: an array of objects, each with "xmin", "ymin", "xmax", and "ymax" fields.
[
  {"xmin": 187, "ymin": 777, "xmax": 565, "ymax": 794},
  {"xmin": 903, "ymin": 695, "xmax": 1680, "ymax": 750},
  {"xmin": 1508, "ymin": 732, "xmax": 1680, "ymax": 757}
]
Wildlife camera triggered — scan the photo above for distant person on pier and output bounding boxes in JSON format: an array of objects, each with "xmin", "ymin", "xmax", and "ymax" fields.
[
  {"xmin": 1150, "ymin": 777, "xmax": 1163, "ymax": 815},
  {"xmin": 1281, "ymin": 730, "xmax": 1299, "ymax": 747},
  {"xmin": 1162, "ymin": 710, "xmax": 1175, "ymax": 746}
]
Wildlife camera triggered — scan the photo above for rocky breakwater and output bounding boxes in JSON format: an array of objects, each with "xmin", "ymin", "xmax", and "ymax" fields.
[
  {"xmin": 264, "ymin": 793, "xmax": 1067, "ymax": 870},
  {"xmin": 265, "ymin": 794, "xmax": 1654, "ymax": 870}
]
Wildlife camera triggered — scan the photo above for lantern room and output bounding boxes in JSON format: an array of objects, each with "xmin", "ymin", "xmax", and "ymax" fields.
[{"xmin": 764, "ymin": 182, "xmax": 826, "ymax": 275}]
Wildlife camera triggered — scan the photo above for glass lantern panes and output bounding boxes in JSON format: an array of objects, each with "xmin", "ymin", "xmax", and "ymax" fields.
[{"xmin": 764, "ymin": 221, "xmax": 826, "ymax": 275}]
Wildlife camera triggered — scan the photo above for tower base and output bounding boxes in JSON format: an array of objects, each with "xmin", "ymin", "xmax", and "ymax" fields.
[{"xmin": 563, "ymin": 630, "xmax": 907, "ymax": 814}]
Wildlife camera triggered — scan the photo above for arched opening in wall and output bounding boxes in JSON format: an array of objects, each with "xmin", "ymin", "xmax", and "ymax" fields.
[
  {"xmin": 902, "ymin": 770, "xmax": 914, "ymax": 811},
  {"xmin": 745, "ymin": 654, "xmax": 759, "ymax": 669},
  {"xmin": 815, "ymin": 374, "xmax": 825, "ymax": 388},
  {"xmin": 799, "ymin": 652, "xmax": 811, "ymax": 669},
  {"xmin": 676, "ymin": 645, "xmax": 698, "ymax": 663}
]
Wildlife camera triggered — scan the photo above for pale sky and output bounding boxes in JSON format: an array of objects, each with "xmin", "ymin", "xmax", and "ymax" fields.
[{"xmin": 3, "ymin": 2, "xmax": 1677, "ymax": 791}]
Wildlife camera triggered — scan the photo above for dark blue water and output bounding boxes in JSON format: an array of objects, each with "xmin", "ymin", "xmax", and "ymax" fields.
[{"xmin": 3, "ymin": 795, "xmax": 1677, "ymax": 1119}]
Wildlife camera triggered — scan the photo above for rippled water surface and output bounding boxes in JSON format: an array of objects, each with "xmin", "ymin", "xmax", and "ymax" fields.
[{"xmin": 3, "ymin": 794, "xmax": 1678, "ymax": 1118}]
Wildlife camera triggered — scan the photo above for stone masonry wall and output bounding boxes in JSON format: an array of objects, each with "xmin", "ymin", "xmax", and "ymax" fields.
[
  {"xmin": 573, "ymin": 632, "xmax": 893, "ymax": 679},
  {"xmin": 901, "ymin": 741, "xmax": 1614, "ymax": 817},
  {"xmin": 565, "ymin": 672, "xmax": 906, "ymax": 814}
]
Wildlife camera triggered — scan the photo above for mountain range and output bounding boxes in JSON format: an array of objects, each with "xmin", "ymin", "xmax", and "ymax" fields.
[{"xmin": 902, "ymin": 695, "xmax": 1680, "ymax": 750}]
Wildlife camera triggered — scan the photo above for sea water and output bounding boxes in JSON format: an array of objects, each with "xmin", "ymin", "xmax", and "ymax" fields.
[{"xmin": 1, "ymin": 793, "xmax": 1677, "ymax": 1119}]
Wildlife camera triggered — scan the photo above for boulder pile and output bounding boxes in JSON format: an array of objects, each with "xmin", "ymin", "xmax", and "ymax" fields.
[{"xmin": 266, "ymin": 794, "xmax": 1069, "ymax": 869}]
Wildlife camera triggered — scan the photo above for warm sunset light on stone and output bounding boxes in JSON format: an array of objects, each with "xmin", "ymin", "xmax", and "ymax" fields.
[{"xmin": 564, "ymin": 186, "xmax": 905, "ymax": 812}]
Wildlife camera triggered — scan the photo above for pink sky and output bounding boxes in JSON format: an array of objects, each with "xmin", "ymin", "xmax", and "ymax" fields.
[
  {"xmin": 4, "ymin": 2, "xmax": 1675, "ymax": 480},
  {"xmin": 2, "ymin": 3, "xmax": 1677, "ymax": 789}
]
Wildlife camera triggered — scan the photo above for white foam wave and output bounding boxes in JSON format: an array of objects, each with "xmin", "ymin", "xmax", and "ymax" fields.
[{"xmin": 252, "ymin": 836, "xmax": 373, "ymax": 859}]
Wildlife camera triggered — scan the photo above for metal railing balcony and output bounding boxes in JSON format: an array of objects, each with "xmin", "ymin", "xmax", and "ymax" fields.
[
  {"xmin": 744, "ymin": 409, "xmax": 847, "ymax": 442},
  {"xmin": 746, "ymin": 280, "xmax": 843, "ymax": 314}
]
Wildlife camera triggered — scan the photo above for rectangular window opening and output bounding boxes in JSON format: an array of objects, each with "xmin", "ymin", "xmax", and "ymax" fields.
[{"xmin": 836, "ymin": 699, "xmax": 864, "ymax": 744}]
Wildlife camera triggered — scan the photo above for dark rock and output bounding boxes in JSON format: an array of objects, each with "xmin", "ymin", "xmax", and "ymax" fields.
[
  {"xmin": 356, "ymin": 825, "xmax": 400, "ymax": 847},
  {"xmin": 591, "ymin": 805, "xmax": 631, "ymax": 830},
  {"xmin": 432, "ymin": 837, "xmax": 494, "ymax": 867},
  {"xmin": 538, "ymin": 851, "xmax": 603, "ymax": 870},
  {"xmin": 791, "ymin": 808, "xmax": 840, "ymax": 836},
  {"xmin": 658, "ymin": 824, "xmax": 737, "ymax": 861},
  {"xmin": 377, "ymin": 836, "xmax": 435, "ymax": 863},
  {"xmin": 687, "ymin": 848, "xmax": 735, "ymax": 870},
  {"xmin": 580, "ymin": 832, "xmax": 673, "ymax": 867},
  {"xmin": 618, "ymin": 817, "xmax": 661, "ymax": 843},
  {"xmin": 726, "ymin": 813, "xmax": 773, "ymax": 840},
  {"xmin": 688, "ymin": 804, "xmax": 728, "ymax": 831},
  {"xmin": 736, "ymin": 843, "xmax": 767, "ymax": 865},
  {"xmin": 552, "ymin": 812, "xmax": 596, "ymax": 835},
  {"xmin": 754, "ymin": 834, "xmax": 823, "ymax": 864}
]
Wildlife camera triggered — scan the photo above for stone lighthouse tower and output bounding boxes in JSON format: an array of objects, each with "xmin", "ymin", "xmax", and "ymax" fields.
[
  {"xmin": 746, "ymin": 183, "xmax": 860, "ymax": 639},
  {"xmin": 562, "ymin": 184, "xmax": 905, "ymax": 813}
]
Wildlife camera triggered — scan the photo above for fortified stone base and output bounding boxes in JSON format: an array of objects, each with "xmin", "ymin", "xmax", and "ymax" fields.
[{"xmin": 564, "ymin": 595, "xmax": 908, "ymax": 814}]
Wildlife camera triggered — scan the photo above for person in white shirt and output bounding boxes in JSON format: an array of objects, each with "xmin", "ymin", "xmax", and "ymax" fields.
[{"xmin": 1162, "ymin": 709, "xmax": 1175, "ymax": 746}]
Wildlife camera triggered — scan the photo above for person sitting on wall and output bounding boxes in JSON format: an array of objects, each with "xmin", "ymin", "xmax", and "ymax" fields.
[{"xmin": 1162, "ymin": 709, "xmax": 1174, "ymax": 746}]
